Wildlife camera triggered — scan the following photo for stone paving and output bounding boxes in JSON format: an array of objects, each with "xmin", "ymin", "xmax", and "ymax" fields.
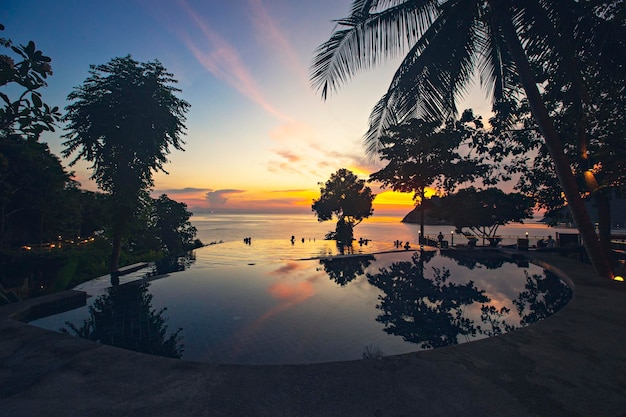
[{"xmin": 1, "ymin": 251, "xmax": 625, "ymax": 417}]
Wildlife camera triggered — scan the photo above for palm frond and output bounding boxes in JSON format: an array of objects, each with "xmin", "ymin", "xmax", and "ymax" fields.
[
  {"xmin": 476, "ymin": 9, "xmax": 519, "ymax": 105},
  {"xmin": 364, "ymin": 0, "xmax": 482, "ymax": 154},
  {"xmin": 310, "ymin": 0, "xmax": 439, "ymax": 99}
]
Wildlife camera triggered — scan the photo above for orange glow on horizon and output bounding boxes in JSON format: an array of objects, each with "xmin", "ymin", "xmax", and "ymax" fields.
[
  {"xmin": 158, "ymin": 187, "xmax": 433, "ymax": 217},
  {"xmin": 372, "ymin": 189, "xmax": 437, "ymax": 213},
  {"xmin": 374, "ymin": 190, "xmax": 416, "ymax": 206}
]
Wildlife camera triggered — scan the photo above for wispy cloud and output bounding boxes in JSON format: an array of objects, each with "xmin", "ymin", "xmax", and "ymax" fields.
[
  {"xmin": 178, "ymin": 0, "xmax": 292, "ymax": 122},
  {"xmin": 267, "ymin": 137, "xmax": 383, "ymax": 181},
  {"xmin": 247, "ymin": 0, "xmax": 308, "ymax": 83},
  {"xmin": 274, "ymin": 150, "xmax": 302, "ymax": 163}
]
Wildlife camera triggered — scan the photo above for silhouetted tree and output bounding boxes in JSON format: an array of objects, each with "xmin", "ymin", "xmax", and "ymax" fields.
[
  {"xmin": 152, "ymin": 194, "xmax": 198, "ymax": 255},
  {"xmin": 0, "ymin": 138, "xmax": 75, "ymax": 249},
  {"xmin": 436, "ymin": 187, "xmax": 533, "ymax": 244},
  {"xmin": 62, "ymin": 55, "xmax": 190, "ymax": 281},
  {"xmin": 0, "ymin": 24, "xmax": 61, "ymax": 140},
  {"xmin": 370, "ymin": 114, "xmax": 491, "ymax": 239},
  {"xmin": 0, "ymin": 24, "xmax": 70, "ymax": 249},
  {"xmin": 76, "ymin": 190, "xmax": 112, "ymax": 238},
  {"xmin": 312, "ymin": 168, "xmax": 375, "ymax": 246},
  {"xmin": 311, "ymin": 0, "xmax": 623, "ymax": 278}
]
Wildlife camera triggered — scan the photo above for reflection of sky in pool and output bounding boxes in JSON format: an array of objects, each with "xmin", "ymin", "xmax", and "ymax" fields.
[{"xmin": 30, "ymin": 241, "xmax": 572, "ymax": 365}]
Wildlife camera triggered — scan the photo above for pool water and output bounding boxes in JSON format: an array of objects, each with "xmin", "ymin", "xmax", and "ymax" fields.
[{"xmin": 30, "ymin": 241, "xmax": 572, "ymax": 365}]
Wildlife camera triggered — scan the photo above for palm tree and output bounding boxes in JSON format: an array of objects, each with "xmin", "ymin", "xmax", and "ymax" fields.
[
  {"xmin": 311, "ymin": 0, "xmax": 623, "ymax": 279},
  {"xmin": 63, "ymin": 56, "xmax": 189, "ymax": 282}
]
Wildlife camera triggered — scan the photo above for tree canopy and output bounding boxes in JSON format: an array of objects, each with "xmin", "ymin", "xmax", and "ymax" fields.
[
  {"xmin": 312, "ymin": 168, "xmax": 375, "ymax": 245},
  {"xmin": 0, "ymin": 24, "xmax": 73, "ymax": 249},
  {"xmin": 0, "ymin": 139, "xmax": 75, "ymax": 249},
  {"xmin": 151, "ymin": 194, "xmax": 198, "ymax": 255},
  {"xmin": 369, "ymin": 113, "xmax": 493, "ymax": 238},
  {"xmin": 370, "ymin": 115, "xmax": 491, "ymax": 194},
  {"xmin": 0, "ymin": 24, "xmax": 61, "ymax": 140},
  {"xmin": 0, "ymin": 29, "xmax": 200, "ymax": 299},
  {"xmin": 436, "ymin": 187, "xmax": 534, "ymax": 240},
  {"xmin": 62, "ymin": 55, "xmax": 190, "ymax": 277}
]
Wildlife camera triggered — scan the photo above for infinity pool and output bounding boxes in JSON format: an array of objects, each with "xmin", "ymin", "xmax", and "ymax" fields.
[{"xmin": 30, "ymin": 241, "xmax": 572, "ymax": 364}]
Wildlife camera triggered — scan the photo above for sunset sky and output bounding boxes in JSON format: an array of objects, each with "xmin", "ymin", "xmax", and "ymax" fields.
[{"xmin": 3, "ymin": 0, "xmax": 493, "ymax": 215}]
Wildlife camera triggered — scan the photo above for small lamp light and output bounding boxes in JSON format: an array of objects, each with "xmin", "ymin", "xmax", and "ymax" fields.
[
  {"xmin": 614, "ymin": 276, "xmax": 624, "ymax": 282},
  {"xmin": 584, "ymin": 170, "xmax": 600, "ymax": 192}
]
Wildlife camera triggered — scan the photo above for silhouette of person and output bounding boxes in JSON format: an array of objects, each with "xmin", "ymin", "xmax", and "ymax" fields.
[{"xmin": 546, "ymin": 235, "xmax": 555, "ymax": 248}]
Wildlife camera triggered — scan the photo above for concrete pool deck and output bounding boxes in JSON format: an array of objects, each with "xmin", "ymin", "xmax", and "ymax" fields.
[{"xmin": 1, "ymin": 251, "xmax": 625, "ymax": 416}]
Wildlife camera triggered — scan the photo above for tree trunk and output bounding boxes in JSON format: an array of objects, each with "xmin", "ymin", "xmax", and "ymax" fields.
[
  {"xmin": 594, "ymin": 191, "xmax": 612, "ymax": 256},
  {"xmin": 492, "ymin": 3, "xmax": 614, "ymax": 279},
  {"xmin": 110, "ymin": 232, "xmax": 122, "ymax": 286}
]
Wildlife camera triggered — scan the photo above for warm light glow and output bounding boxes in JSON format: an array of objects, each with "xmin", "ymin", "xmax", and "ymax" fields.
[
  {"xmin": 614, "ymin": 276, "xmax": 624, "ymax": 282},
  {"xmin": 170, "ymin": 187, "xmax": 436, "ymax": 216},
  {"xmin": 371, "ymin": 189, "xmax": 437, "ymax": 216},
  {"xmin": 362, "ymin": 215, "xmax": 405, "ymax": 224},
  {"xmin": 157, "ymin": 188, "xmax": 321, "ymax": 214},
  {"xmin": 583, "ymin": 170, "xmax": 600, "ymax": 192},
  {"xmin": 372, "ymin": 191, "xmax": 415, "ymax": 215}
]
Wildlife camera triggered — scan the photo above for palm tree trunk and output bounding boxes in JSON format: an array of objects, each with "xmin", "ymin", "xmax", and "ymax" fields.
[
  {"xmin": 492, "ymin": 3, "xmax": 614, "ymax": 279},
  {"xmin": 419, "ymin": 189, "xmax": 425, "ymax": 244}
]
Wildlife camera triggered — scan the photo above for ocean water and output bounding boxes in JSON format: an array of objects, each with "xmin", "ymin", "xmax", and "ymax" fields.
[{"xmin": 191, "ymin": 212, "xmax": 576, "ymax": 251}]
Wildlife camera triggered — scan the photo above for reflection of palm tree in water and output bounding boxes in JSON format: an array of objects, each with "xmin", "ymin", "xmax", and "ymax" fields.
[
  {"xmin": 367, "ymin": 250, "xmax": 490, "ymax": 349},
  {"xmin": 319, "ymin": 255, "xmax": 375, "ymax": 286},
  {"xmin": 63, "ymin": 281, "xmax": 184, "ymax": 358}
]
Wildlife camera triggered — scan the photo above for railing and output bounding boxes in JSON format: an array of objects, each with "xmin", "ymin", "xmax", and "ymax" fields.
[
  {"xmin": 421, "ymin": 233, "xmax": 579, "ymax": 248},
  {"xmin": 611, "ymin": 235, "xmax": 626, "ymax": 252},
  {"xmin": 424, "ymin": 232, "xmax": 626, "ymax": 255}
]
